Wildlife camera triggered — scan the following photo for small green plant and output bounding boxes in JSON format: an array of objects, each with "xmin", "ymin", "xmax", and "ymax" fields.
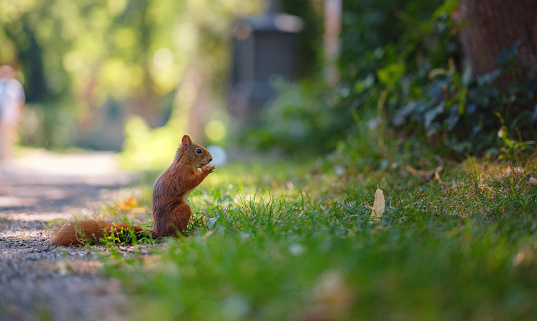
[
  {"xmin": 497, "ymin": 125, "xmax": 536, "ymax": 161},
  {"xmin": 94, "ymin": 225, "xmax": 153, "ymax": 247}
]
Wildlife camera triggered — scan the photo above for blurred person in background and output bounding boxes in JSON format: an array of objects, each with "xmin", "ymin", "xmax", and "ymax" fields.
[{"xmin": 0, "ymin": 65, "xmax": 25, "ymax": 161}]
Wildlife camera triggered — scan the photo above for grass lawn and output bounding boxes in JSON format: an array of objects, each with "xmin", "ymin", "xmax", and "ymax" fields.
[{"xmin": 97, "ymin": 154, "xmax": 537, "ymax": 321}]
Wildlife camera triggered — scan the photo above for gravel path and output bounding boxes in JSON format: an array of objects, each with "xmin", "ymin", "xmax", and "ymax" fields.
[{"xmin": 0, "ymin": 151, "xmax": 138, "ymax": 321}]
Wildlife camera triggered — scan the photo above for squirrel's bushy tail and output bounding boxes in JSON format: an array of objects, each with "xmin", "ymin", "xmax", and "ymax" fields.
[{"xmin": 49, "ymin": 220, "xmax": 146, "ymax": 246}]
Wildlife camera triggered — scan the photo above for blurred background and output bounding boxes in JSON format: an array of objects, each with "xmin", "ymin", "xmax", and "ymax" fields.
[{"xmin": 1, "ymin": 0, "xmax": 535, "ymax": 171}]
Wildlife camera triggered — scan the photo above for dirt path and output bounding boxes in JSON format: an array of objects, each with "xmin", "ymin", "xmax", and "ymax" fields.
[{"xmin": 0, "ymin": 150, "xmax": 138, "ymax": 321}]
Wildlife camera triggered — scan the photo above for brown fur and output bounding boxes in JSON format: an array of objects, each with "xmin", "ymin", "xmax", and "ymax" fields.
[
  {"xmin": 49, "ymin": 220, "xmax": 143, "ymax": 246},
  {"xmin": 49, "ymin": 135, "xmax": 214, "ymax": 246},
  {"xmin": 152, "ymin": 135, "xmax": 214, "ymax": 237}
]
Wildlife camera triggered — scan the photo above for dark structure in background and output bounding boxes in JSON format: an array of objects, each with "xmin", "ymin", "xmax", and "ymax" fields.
[{"xmin": 229, "ymin": 0, "xmax": 303, "ymax": 123}]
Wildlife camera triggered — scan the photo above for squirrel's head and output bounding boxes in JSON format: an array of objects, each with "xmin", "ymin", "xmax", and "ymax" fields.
[{"xmin": 180, "ymin": 135, "xmax": 213, "ymax": 169}]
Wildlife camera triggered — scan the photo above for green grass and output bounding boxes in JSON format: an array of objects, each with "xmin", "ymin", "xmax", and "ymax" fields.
[{"xmin": 98, "ymin": 155, "xmax": 537, "ymax": 321}]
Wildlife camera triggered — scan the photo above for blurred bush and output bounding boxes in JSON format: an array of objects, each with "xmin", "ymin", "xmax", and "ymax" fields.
[
  {"xmin": 245, "ymin": 78, "xmax": 342, "ymax": 155},
  {"xmin": 250, "ymin": 0, "xmax": 536, "ymax": 158},
  {"xmin": 251, "ymin": 0, "xmax": 446, "ymax": 154}
]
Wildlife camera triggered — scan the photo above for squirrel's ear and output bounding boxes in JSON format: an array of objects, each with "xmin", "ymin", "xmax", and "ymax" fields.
[{"xmin": 182, "ymin": 135, "xmax": 193, "ymax": 146}]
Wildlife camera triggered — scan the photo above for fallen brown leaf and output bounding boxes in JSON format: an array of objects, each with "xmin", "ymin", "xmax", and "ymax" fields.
[
  {"xmin": 370, "ymin": 188, "xmax": 385, "ymax": 222},
  {"xmin": 116, "ymin": 197, "xmax": 139, "ymax": 211}
]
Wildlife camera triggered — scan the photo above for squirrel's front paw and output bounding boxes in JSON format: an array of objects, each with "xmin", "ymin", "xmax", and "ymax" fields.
[{"xmin": 203, "ymin": 165, "xmax": 215, "ymax": 173}]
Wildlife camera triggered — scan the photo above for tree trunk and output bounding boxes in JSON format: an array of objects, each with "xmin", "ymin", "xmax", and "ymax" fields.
[{"xmin": 455, "ymin": 0, "xmax": 537, "ymax": 80}]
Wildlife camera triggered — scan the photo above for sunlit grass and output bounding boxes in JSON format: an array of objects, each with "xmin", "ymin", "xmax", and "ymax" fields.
[{"xmin": 98, "ymin": 154, "xmax": 537, "ymax": 320}]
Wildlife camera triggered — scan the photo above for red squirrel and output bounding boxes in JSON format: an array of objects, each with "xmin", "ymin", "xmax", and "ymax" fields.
[{"xmin": 50, "ymin": 135, "xmax": 215, "ymax": 246}]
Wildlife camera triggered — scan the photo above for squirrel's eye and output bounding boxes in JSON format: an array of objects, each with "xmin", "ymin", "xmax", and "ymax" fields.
[{"xmin": 196, "ymin": 148, "xmax": 202, "ymax": 154}]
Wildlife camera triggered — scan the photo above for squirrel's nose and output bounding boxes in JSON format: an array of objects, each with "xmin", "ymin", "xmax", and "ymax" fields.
[{"xmin": 209, "ymin": 158, "xmax": 213, "ymax": 163}]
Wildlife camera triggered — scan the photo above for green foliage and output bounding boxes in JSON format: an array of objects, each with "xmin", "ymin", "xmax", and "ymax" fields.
[
  {"xmin": 390, "ymin": 41, "xmax": 537, "ymax": 156},
  {"xmin": 342, "ymin": 1, "xmax": 536, "ymax": 157},
  {"xmin": 250, "ymin": 0, "xmax": 450, "ymax": 154},
  {"xmin": 253, "ymin": 0, "xmax": 536, "ymax": 158},
  {"xmin": 120, "ymin": 114, "xmax": 184, "ymax": 170},
  {"xmin": 340, "ymin": 0, "xmax": 449, "ymax": 82},
  {"xmin": 1, "ymin": 0, "xmax": 261, "ymax": 149}
]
